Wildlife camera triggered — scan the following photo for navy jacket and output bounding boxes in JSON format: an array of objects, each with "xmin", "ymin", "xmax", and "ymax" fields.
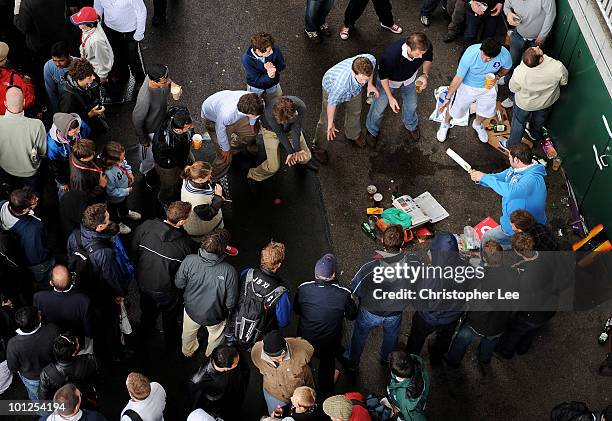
[
  {"xmin": 241, "ymin": 45, "xmax": 286, "ymax": 90},
  {"xmin": 0, "ymin": 201, "xmax": 49, "ymax": 266},
  {"xmin": 67, "ymin": 227, "xmax": 128, "ymax": 298},
  {"xmin": 33, "ymin": 286, "xmax": 95, "ymax": 340},
  {"xmin": 294, "ymin": 279, "xmax": 357, "ymax": 343}
]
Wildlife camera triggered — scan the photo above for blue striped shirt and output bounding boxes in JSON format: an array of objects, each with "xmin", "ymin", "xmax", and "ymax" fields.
[{"xmin": 322, "ymin": 54, "xmax": 376, "ymax": 105}]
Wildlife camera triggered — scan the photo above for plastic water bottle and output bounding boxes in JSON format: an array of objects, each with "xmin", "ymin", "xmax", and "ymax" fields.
[
  {"xmin": 436, "ymin": 91, "xmax": 448, "ymax": 119},
  {"xmin": 463, "ymin": 226, "xmax": 480, "ymax": 251}
]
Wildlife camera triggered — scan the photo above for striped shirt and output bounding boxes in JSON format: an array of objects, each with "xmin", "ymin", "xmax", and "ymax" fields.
[
  {"xmin": 322, "ymin": 54, "xmax": 376, "ymax": 105},
  {"xmin": 94, "ymin": 0, "xmax": 147, "ymax": 41}
]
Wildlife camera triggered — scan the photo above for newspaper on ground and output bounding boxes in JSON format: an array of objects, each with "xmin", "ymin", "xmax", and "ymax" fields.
[{"xmin": 392, "ymin": 192, "xmax": 449, "ymax": 228}]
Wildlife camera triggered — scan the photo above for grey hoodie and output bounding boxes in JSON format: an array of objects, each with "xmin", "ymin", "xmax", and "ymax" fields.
[{"xmin": 175, "ymin": 249, "xmax": 238, "ymax": 326}]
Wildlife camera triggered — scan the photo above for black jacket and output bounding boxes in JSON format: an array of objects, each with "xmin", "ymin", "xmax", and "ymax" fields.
[
  {"xmin": 33, "ymin": 287, "xmax": 95, "ymax": 342},
  {"xmin": 152, "ymin": 107, "xmax": 193, "ymax": 169},
  {"xmin": 131, "ymin": 218, "xmax": 197, "ymax": 294},
  {"xmin": 294, "ymin": 279, "xmax": 357, "ymax": 344},
  {"xmin": 14, "ymin": 0, "xmax": 68, "ymax": 55},
  {"xmin": 59, "ymin": 75, "xmax": 101, "ymax": 123},
  {"xmin": 6, "ymin": 323, "xmax": 60, "ymax": 379},
  {"xmin": 38, "ymin": 354, "xmax": 100, "ymax": 400},
  {"xmin": 188, "ymin": 358, "xmax": 250, "ymax": 418},
  {"xmin": 67, "ymin": 227, "xmax": 128, "ymax": 298}
]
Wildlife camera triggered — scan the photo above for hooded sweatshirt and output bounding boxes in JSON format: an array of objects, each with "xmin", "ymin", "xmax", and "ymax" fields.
[
  {"xmin": 416, "ymin": 232, "xmax": 465, "ymax": 326},
  {"xmin": 387, "ymin": 354, "xmax": 430, "ymax": 421},
  {"xmin": 480, "ymin": 162, "xmax": 547, "ymax": 235},
  {"xmin": 47, "ymin": 113, "xmax": 91, "ymax": 185},
  {"xmin": 175, "ymin": 249, "xmax": 238, "ymax": 326},
  {"xmin": 79, "ymin": 25, "xmax": 114, "ymax": 80},
  {"xmin": 0, "ymin": 200, "xmax": 49, "ymax": 266}
]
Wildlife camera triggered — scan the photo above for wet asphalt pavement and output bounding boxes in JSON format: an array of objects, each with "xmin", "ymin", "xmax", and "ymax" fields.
[{"xmin": 3, "ymin": 0, "xmax": 612, "ymax": 419}]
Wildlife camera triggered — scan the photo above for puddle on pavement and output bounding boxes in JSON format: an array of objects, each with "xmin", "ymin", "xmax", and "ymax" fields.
[{"xmin": 369, "ymin": 145, "xmax": 454, "ymax": 177}]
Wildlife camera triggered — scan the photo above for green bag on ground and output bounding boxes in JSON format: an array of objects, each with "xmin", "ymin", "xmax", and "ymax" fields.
[{"xmin": 381, "ymin": 208, "xmax": 412, "ymax": 229}]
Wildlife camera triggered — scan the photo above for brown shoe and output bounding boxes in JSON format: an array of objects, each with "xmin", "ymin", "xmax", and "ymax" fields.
[
  {"xmin": 365, "ymin": 131, "xmax": 378, "ymax": 148},
  {"xmin": 408, "ymin": 126, "xmax": 421, "ymax": 141},
  {"xmin": 350, "ymin": 134, "xmax": 366, "ymax": 148},
  {"xmin": 312, "ymin": 148, "xmax": 329, "ymax": 165}
]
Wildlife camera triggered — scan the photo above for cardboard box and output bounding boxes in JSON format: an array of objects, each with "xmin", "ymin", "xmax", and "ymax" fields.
[{"xmin": 484, "ymin": 102, "xmax": 532, "ymax": 156}]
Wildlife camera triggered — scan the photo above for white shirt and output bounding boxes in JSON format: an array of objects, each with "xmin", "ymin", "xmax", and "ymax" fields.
[
  {"xmin": 94, "ymin": 0, "xmax": 147, "ymax": 41},
  {"xmin": 121, "ymin": 382, "xmax": 166, "ymax": 421}
]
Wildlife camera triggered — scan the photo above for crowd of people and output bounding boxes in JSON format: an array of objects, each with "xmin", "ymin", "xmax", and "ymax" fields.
[{"xmin": 0, "ymin": 0, "xmax": 609, "ymax": 420}]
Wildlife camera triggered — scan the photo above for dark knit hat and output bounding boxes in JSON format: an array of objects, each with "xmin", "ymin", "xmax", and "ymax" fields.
[
  {"xmin": 315, "ymin": 253, "xmax": 337, "ymax": 279},
  {"xmin": 263, "ymin": 330, "xmax": 286, "ymax": 357}
]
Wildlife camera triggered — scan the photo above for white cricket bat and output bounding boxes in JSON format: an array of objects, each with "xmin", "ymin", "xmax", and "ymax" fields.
[{"xmin": 446, "ymin": 148, "xmax": 472, "ymax": 172}]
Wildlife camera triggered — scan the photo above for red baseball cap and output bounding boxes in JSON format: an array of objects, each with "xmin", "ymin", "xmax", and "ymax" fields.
[{"xmin": 70, "ymin": 7, "xmax": 99, "ymax": 26}]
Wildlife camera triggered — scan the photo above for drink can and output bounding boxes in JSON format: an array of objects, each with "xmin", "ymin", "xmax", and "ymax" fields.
[
  {"xmin": 373, "ymin": 193, "xmax": 383, "ymax": 207},
  {"xmin": 479, "ymin": 2, "xmax": 488, "ymax": 11}
]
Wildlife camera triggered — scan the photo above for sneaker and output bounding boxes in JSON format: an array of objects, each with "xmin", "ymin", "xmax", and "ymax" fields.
[
  {"xmin": 419, "ymin": 15, "xmax": 430, "ymax": 26},
  {"xmin": 437, "ymin": 123, "xmax": 450, "ymax": 142},
  {"xmin": 380, "ymin": 23, "xmax": 403, "ymax": 33},
  {"xmin": 524, "ymin": 125, "xmax": 536, "ymax": 141},
  {"xmin": 305, "ymin": 30, "xmax": 322, "ymax": 43},
  {"xmin": 497, "ymin": 76, "xmax": 506, "ymax": 86},
  {"xmin": 340, "ymin": 26, "xmax": 350, "ymax": 40},
  {"xmin": 501, "ymin": 98, "xmax": 514, "ymax": 108},
  {"xmin": 472, "ymin": 121, "xmax": 489, "ymax": 143},
  {"xmin": 319, "ymin": 23, "xmax": 332, "ymax": 37},
  {"xmin": 365, "ymin": 131, "xmax": 378, "ymax": 148},
  {"xmin": 498, "ymin": 136, "xmax": 508, "ymax": 150},
  {"xmin": 127, "ymin": 210, "xmax": 142, "ymax": 221},
  {"xmin": 119, "ymin": 223, "xmax": 131, "ymax": 235}
]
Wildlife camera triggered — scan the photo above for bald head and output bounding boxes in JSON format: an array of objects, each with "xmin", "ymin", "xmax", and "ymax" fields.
[
  {"xmin": 50, "ymin": 265, "xmax": 71, "ymax": 291},
  {"xmin": 5, "ymin": 87, "xmax": 24, "ymax": 114}
]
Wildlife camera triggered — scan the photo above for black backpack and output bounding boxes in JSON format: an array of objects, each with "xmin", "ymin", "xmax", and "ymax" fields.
[
  {"xmin": 550, "ymin": 401, "xmax": 596, "ymax": 421},
  {"xmin": 233, "ymin": 269, "xmax": 286, "ymax": 348},
  {"xmin": 67, "ymin": 229, "xmax": 108, "ymax": 290}
]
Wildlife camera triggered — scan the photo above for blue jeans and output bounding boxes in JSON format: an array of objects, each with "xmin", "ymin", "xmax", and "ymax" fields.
[
  {"xmin": 507, "ymin": 103, "xmax": 550, "ymax": 146},
  {"xmin": 421, "ymin": 0, "xmax": 443, "ymax": 16},
  {"xmin": 344, "ymin": 308, "xmax": 402, "ymax": 365},
  {"xmin": 446, "ymin": 323, "xmax": 500, "ymax": 365},
  {"xmin": 480, "ymin": 225, "xmax": 513, "ymax": 250},
  {"xmin": 19, "ymin": 373, "xmax": 40, "ymax": 401},
  {"xmin": 247, "ymin": 83, "xmax": 282, "ymax": 100},
  {"xmin": 507, "ymin": 30, "xmax": 535, "ymax": 101},
  {"xmin": 366, "ymin": 79, "xmax": 418, "ymax": 136},
  {"xmin": 305, "ymin": 0, "xmax": 336, "ymax": 32},
  {"xmin": 463, "ymin": 11, "xmax": 499, "ymax": 48},
  {"xmin": 263, "ymin": 387, "xmax": 287, "ymax": 415}
]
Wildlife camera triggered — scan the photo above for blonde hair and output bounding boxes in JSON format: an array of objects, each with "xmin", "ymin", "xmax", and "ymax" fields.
[
  {"xmin": 181, "ymin": 161, "xmax": 212, "ymax": 181},
  {"xmin": 126, "ymin": 372, "xmax": 151, "ymax": 400},
  {"xmin": 260, "ymin": 241, "xmax": 285, "ymax": 271},
  {"xmin": 292, "ymin": 386, "xmax": 316, "ymax": 408}
]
